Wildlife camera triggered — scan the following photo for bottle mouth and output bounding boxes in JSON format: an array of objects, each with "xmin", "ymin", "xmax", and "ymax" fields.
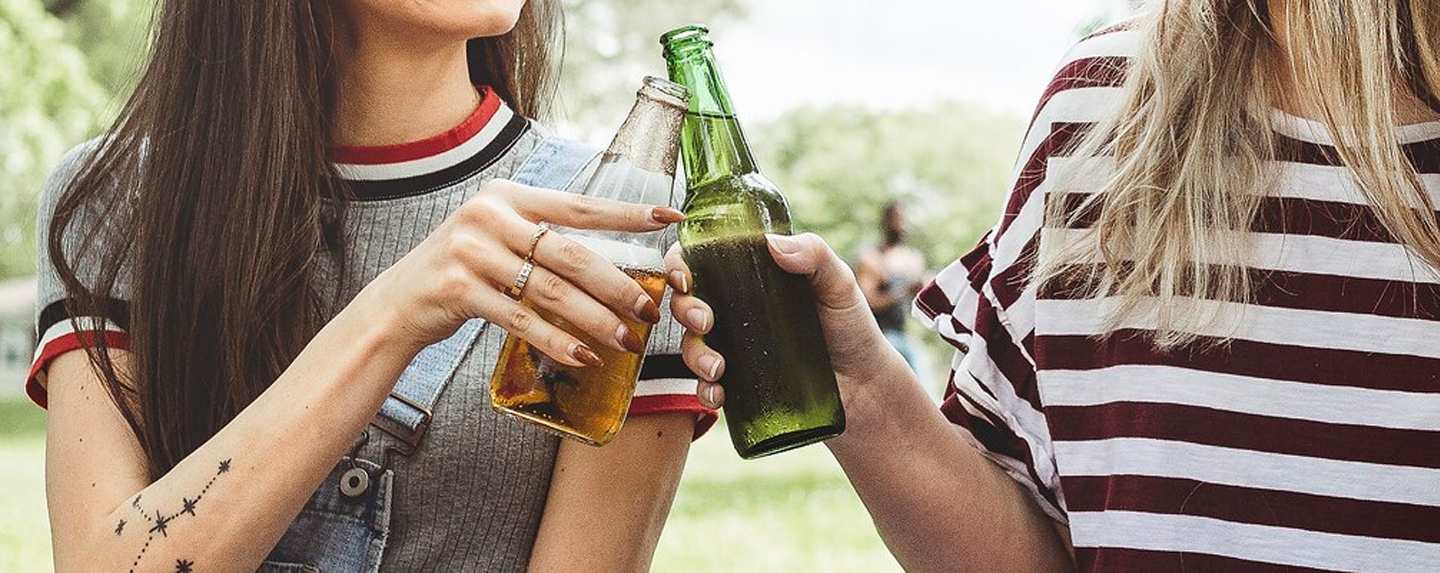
[
  {"xmin": 641, "ymin": 76, "xmax": 690, "ymax": 108},
  {"xmin": 660, "ymin": 24, "xmax": 712, "ymax": 55}
]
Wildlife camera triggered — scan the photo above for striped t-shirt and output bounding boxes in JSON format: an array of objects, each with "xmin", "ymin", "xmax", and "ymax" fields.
[{"xmin": 914, "ymin": 26, "xmax": 1440, "ymax": 571}]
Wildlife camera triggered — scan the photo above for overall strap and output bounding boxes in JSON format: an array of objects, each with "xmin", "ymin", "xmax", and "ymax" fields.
[{"xmin": 373, "ymin": 136, "xmax": 602, "ymax": 448}]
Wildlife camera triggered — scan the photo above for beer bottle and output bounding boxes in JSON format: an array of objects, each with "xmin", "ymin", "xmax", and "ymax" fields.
[
  {"xmin": 490, "ymin": 77, "xmax": 689, "ymax": 446},
  {"xmin": 661, "ymin": 25, "xmax": 845, "ymax": 459}
]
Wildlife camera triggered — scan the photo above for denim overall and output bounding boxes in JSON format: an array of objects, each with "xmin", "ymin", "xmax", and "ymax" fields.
[{"xmin": 259, "ymin": 137, "xmax": 600, "ymax": 572}]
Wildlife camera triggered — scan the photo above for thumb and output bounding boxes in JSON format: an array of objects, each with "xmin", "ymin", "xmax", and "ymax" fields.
[{"xmin": 766, "ymin": 233, "xmax": 863, "ymax": 311}]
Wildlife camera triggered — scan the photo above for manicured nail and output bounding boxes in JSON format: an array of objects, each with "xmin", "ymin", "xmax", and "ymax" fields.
[
  {"xmin": 698, "ymin": 353, "xmax": 723, "ymax": 382},
  {"xmin": 635, "ymin": 293, "xmax": 662, "ymax": 323},
  {"xmin": 703, "ymin": 384, "xmax": 722, "ymax": 408},
  {"xmin": 687, "ymin": 307, "xmax": 710, "ymax": 333},
  {"xmin": 670, "ymin": 270, "xmax": 689, "ymax": 294},
  {"xmin": 572, "ymin": 344, "xmax": 604, "ymax": 367},
  {"xmin": 651, "ymin": 206, "xmax": 685, "ymax": 224},
  {"xmin": 617, "ymin": 324, "xmax": 646, "ymax": 354},
  {"xmin": 767, "ymin": 233, "xmax": 801, "ymax": 255}
]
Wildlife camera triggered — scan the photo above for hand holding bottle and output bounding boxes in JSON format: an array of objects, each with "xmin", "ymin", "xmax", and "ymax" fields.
[
  {"xmin": 352, "ymin": 180, "xmax": 678, "ymax": 365},
  {"xmin": 665, "ymin": 233, "xmax": 911, "ymax": 422}
]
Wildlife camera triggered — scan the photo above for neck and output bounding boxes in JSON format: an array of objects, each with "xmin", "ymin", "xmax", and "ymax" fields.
[
  {"xmin": 1264, "ymin": 0, "xmax": 1321, "ymax": 119},
  {"xmin": 331, "ymin": 27, "xmax": 478, "ymax": 147},
  {"xmin": 1265, "ymin": 0, "xmax": 1438, "ymax": 125}
]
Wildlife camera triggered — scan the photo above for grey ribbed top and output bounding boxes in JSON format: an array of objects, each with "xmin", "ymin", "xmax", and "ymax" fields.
[{"xmin": 34, "ymin": 100, "xmax": 699, "ymax": 571}]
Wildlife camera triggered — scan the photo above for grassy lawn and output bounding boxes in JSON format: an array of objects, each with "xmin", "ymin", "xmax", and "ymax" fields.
[
  {"xmin": 653, "ymin": 421, "xmax": 900, "ymax": 572},
  {"xmin": 0, "ymin": 398, "xmax": 51, "ymax": 573},
  {"xmin": 0, "ymin": 397, "xmax": 896, "ymax": 572}
]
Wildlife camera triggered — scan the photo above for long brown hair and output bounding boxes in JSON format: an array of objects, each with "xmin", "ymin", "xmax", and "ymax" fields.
[
  {"xmin": 1036, "ymin": 0, "xmax": 1440, "ymax": 347},
  {"xmin": 49, "ymin": 0, "xmax": 562, "ymax": 477}
]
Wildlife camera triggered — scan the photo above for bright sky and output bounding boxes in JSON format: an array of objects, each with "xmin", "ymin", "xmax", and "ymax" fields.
[{"xmin": 716, "ymin": 0, "xmax": 1130, "ymax": 119}]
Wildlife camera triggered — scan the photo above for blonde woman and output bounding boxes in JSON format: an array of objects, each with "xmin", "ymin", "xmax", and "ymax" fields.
[{"xmin": 670, "ymin": 0, "xmax": 1440, "ymax": 570}]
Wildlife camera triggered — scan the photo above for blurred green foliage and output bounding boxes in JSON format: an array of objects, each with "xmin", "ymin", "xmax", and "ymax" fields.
[
  {"xmin": 753, "ymin": 103, "xmax": 1023, "ymax": 269},
  {"xmin": 0, "ymin": 0, "xmax": 109, "ymax": 280}
]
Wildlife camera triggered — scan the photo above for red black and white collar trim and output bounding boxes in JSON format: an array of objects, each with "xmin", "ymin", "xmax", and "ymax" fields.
[{"xmin": 329, "ymin": 86, "xmax": 529, "ymax": 201}]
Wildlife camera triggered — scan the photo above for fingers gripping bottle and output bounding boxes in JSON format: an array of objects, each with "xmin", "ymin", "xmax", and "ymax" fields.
[
  {"xmin": 662, "ymin": 25, "xmax": 845, "ymax": 458},
  {"xmin": 490, "ymin": 77, "xmax": 689, "ymax": 446}
]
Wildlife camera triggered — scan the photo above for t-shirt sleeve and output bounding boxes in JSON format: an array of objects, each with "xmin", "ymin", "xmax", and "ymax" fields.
[
  {"xmin": 631, "ymin": 287, "xmax": 717, "ymax": 440},
  {"xmin": 914, "ymin": 238, "xmax": 1065, "ymax": 523},
  {"xmin": 909, "ymin": 25, "xmax": 1136, "ymax": 524},
  {"xmin": 28, "ymin": 139, "xmax": 133, "ymax": 408}
]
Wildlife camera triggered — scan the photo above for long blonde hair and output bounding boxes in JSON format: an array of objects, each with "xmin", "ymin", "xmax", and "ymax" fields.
[{"xmin": 1038, "ymin": 0, "xmax": 1440, "ymax": 347}]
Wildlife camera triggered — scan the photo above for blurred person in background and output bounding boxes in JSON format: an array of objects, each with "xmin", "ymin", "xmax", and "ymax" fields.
[
  {"xmin": 856, "ymin": 201, "xmax": 928, "ymax": 375},
  {"xmin": 33, "ymin": 0, "xmax": 712, "ymax": 571},
  {"xmin": 671, "ymin": 0, "xmax": 1440, "ymax": 570}
]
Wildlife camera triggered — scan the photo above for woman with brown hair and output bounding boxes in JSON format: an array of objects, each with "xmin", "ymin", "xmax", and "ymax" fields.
[
  {"xmin": 33, "ymin": 1, "xmax": 711, "ymax": 571},
  {"xmin": 671, "ymin": 0, "xmax": 1440, "ymax": 570}
]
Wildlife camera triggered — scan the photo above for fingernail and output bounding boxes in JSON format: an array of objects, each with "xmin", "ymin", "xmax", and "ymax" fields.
[
  {"xmin": 572, "ymin": 344, "xmax": 604, "ymax": 368},
  {"xmin": 686, "ymin": 307, "xmax": 710, "ymax": 333},
  {"xmin": 669, "ymin": 270, "xmax": 689, "ymax": 294},
  {"xmin": 698, "ymin": 353, "xmax": 723, "ymax": 382},
  {"xmin": 617, "ymin": 324, "xmax": 646, "ymax": 354},
  {"xmin": 651, "ymin": 206, "xmax": 685, "ymax": 224},
  {"xmin": 767, "ymin": 233, "xmax": 801, "ymax": 255},
  {"xmin": 635, "ymin": 293, "xmax": 661, "ymax": 323},
  {"xmin": 704, "ymin": 384, "xmax": 722, "ymax": 408}
]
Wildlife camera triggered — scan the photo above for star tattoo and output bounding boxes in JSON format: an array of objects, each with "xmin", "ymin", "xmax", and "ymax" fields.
[
  {"xmin": 149, "ymin": 511, "xmax": 171, "ymax": 537},
  {"xmin": 181, "ymin": 497, "xmax": 197, "ymax": 517},
  {"xmin": 114, "ymin": 519, "xmax": 126, "ymax": 536},
  {"xmin": 175, "ymin": 558, "xmax": 194, "ymax": 573},
  {"xmin": 218, "ymin": 459, "xmax": 231, "ymax": 474}
]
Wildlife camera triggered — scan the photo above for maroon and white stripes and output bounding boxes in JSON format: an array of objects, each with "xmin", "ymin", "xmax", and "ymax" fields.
[{"xmin": 915, "ymin": 25, "xmax": 1440, "ymax": 571}]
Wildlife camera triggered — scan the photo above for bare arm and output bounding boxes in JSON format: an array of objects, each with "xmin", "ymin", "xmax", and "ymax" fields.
[
  {"xmin": 46, "ymin": 308, "xmax": 416, "ymax": 572},
  {"xmin": 828, "ymin": 355, "xmax": 1072, "ymax": 572},
  {"xmin": 667, "ymin": 235, "xmax": 1072, "ymax": 572},
  {"xmin": 527, "ymin": 413, "xmax": 696, "ymax": 572},
  {"xmin": 44, "ymin": 181, "xmax": 682, "ymax": 572}
]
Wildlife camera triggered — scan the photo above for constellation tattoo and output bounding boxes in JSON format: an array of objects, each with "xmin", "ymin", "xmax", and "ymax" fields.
[
  {"xmin": 121, "ymin": 458, "xmax": 232, "ymax": 573},
  {"xmin": 149, "ymin": 511, "xmax": 171, "ymax": 537}
]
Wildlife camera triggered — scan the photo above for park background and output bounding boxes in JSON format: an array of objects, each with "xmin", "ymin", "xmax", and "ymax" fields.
[{"xmin": 0, "ymin": 0, "xmax": 1136, "ymax": 570}]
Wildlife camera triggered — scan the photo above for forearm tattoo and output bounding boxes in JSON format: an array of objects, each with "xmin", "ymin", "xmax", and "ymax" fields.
[{"xmin": 118, "ymin": 459, "xmax": 232, "ymax": 573}]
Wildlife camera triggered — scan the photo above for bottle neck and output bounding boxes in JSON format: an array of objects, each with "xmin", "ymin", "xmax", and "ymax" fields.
[{"xmin": 665, "ymin": 46, "xmax": 759, "ymax": 189}]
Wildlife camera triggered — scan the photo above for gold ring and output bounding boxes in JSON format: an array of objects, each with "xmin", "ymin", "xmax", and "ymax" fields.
[
  {"xmin": 526, "ymin": 225, "xmax": 551, "ymax": 261},
  {"xmin": 505, "ymin": 225, "xmax": 549, "ymax": 300},
  {"xmin": 505, "ymin": 259, "xmax": 536, "ymax": 300}
]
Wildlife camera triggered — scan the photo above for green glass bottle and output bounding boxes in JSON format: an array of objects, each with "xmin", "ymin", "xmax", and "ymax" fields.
[{"xmin": 661, "ymin": 24, "xmax": 845, "ymax": 459}]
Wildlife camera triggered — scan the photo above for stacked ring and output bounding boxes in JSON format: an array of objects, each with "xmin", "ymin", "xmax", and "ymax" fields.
[{"xmin": 505, "ymin": 225, "xmax": 551, "ymax": 300}]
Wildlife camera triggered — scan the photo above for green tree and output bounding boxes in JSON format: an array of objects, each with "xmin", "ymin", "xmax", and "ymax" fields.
[
  {"xmin": 0, "ymin": 0, "xmax": 107, "ymax": 280},
  {"xmin": 53, "ymin": 0, "xmax": 148, "ymax": 94},
  {"xmin": 753, "ymin": 102, "xmax": 1025, "ymax": 270}
]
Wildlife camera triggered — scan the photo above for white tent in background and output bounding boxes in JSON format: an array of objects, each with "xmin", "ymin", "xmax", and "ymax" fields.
[{"xmin": 0, "ymin": 276, "xmax": 36, "ymax": 394}]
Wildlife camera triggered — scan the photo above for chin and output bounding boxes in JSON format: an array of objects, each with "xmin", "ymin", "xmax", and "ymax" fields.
[{"xmin": 347, "ymin": 0, "xmax": 528, "ymax": 41}]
